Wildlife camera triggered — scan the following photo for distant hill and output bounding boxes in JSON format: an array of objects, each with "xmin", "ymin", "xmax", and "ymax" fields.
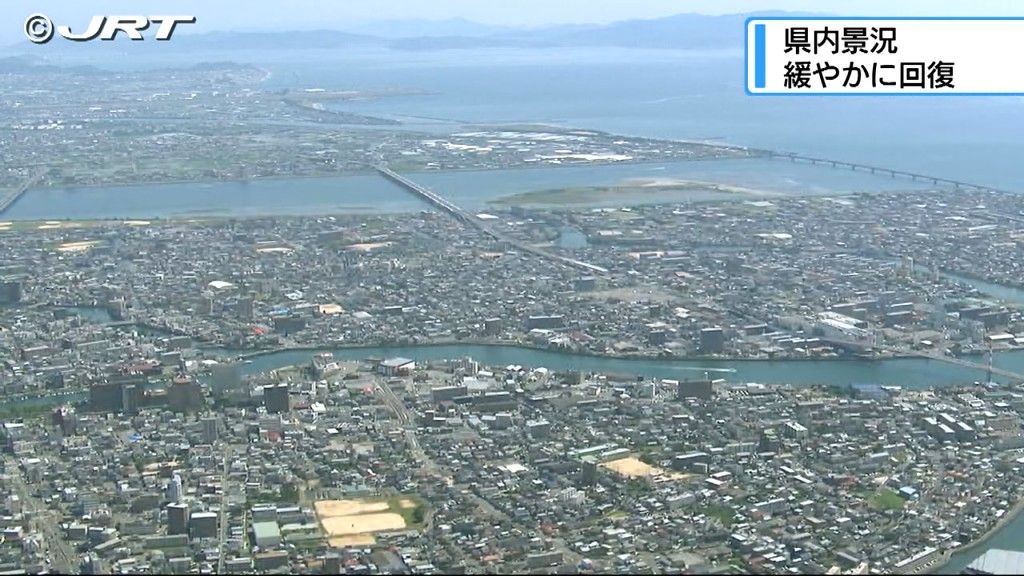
[
  {"xmin": 345, "ymin": 18, "xmax": 513, "ymax": 38},
  {"xmin": 0, "ymin": 55, "xmax": 99, "ymax": 74},
  {"xmin": 388, "ymin": 11, "xmax": 822, "ymax": 51},
  {"xmin": 7, "ymin": 29, "xmax": 383, "ymax": 54},
  {"xmin": 5, "ymin": 11, "xmax": 826, "ymax": 55}
]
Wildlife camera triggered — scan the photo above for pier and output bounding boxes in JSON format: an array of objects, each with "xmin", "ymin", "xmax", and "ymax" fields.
[
  {"xmin": 376, "ymin": 165, "xmax": 609, "ymax": 274},
  {"xmin": 0, "ymin": 169, "xmax": 47, "ymax": 215}
]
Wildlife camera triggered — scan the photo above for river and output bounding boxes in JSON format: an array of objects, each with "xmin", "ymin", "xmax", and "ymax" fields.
[{"xmin": 5, "ymin": 158, "xmax": 937, "ymax": 221}]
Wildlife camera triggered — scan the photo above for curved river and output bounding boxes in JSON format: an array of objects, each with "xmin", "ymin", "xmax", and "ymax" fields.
[{"xmin": 233, "ymin": 343, "xmax": 1024, "ymax": 387}]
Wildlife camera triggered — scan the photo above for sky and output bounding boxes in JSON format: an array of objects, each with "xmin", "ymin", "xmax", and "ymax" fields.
[{"xmin": 4, "ymin": 0, "xmax": 1024, "ymax": 43}]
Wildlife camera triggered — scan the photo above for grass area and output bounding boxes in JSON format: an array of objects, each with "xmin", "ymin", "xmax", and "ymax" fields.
[
  {"xmin": 285, "ymin": 533, "xmax": 327, "ymax": 550},
  {"xmin": 698, "ymin": 504, "xmax": 736, "ymax": 527},
  {"xmin": 489, "ymin": 180, "xmax": 757, "ymax": 207},
  {"xmin": 0, "ymin": 404, "xmax": 58, "ymax": 421},
  {"xmin": 867, "ymin": 488, "xmax": 905, "ymax": 511},
  {"xmin": 385, "ymin": 495, "xmax": 428, "ymax": 528}
]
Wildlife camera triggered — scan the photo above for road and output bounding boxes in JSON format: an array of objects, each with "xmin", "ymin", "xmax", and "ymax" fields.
[
  {"xmin": 216, "ymin": 447, "xmax": 232, "ymax": 574},
  {"xmin": 5, "ymin": 456, "xmax": 77, "ymax": 574}
]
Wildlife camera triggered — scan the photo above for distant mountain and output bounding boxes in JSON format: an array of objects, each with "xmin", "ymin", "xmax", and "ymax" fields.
[
  {"xmin": 0, "ymin": 54, "xmax": 99, "ymax": 74},
  {"xmin": 6, "ymin": 11, "xmax": 827, "ymax": 56},
  {"xmin": 7, "ymin": 29, "xmax": 383, "ymax": 54},
  {"xmin": 388, "ymin": 12, "xmax": 822, "ymax": 51},
  {"xmin": 173, "ymin": 29, "xmax": 383, "ymax": 51},
  {"xmin": 345, "ymin": 18, "xmax": 513, "ymax": 38}
]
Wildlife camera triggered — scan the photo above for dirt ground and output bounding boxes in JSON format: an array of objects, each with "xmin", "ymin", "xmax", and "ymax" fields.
[
  {"xmin": 601, "ymin": 457, "xmax": 662, "ymax": 477},
  {"xmin": 320, "ymin": 513, "xmax": 407, "ymax": 537},
  {"xmin": 314, "ymin": 500, "xmax": 390, "ymax": 518},
  {"xmin": 398, "ymin": 499, "xmax": 416, "ymax": 509},
  {"xmin": 601, "ymin": 457, "xmax": 692, "ymax": 481}
]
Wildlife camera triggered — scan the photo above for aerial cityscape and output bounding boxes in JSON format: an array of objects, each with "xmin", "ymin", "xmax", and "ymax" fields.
[{"xmin": 2, "ymin": 1, "xmax": 1024, "ymax": 574}]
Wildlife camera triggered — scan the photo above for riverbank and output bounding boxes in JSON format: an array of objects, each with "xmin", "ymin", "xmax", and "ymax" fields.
[
  {"xmin": 214, "ymin": 339, "xmax": 888, "ymax": 365},
  {"xmin": 933, "ymin": 496, "xmax": 1024, "ymax": 574},
  {"xmin": 212, "ymin": 337, "xmax": 1024, "ymax": 370},
  {"xmin": 13, "ymin": 154, "xmax": 763, "ymax": 199}
]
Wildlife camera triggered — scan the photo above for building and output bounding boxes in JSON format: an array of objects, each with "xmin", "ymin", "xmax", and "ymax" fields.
[
  {"xmin": 211, "ymin": 363, "xmax": 243, "ymax": 398},
  {"xmin": 189, "ymin": 511, "xmax": 218, "ymax": 540},
  {"xmin": 168, "ymin": 376, "xmax": 204, "ymax": 413},
  {"xmin": 483, "ymin": 317, "xmax": 503, "ymax": 336},
  {"xmin": 200, "ymin": 417, "xmax": 219, "ymax": 443},
  {"xmin": 573, "ymin": 276, "xmax": 597, "ymax": 291},
  {"xmin": 677, "ymin": 379, "xmax": 714, "ymax": 400},
  {"xmin": 700, "ymin": 327, "xmax": 725, "ymax": 353},
  {"xmin": 89, "ymin": 377, "xmax": 144, "ymax": 414},
  {"xmin": 252, "ymin": 521, "xmax": 281, "ymax": 549},
  {"xmin": 673, "ymin": 451, "xmax": 710, "ymax": 472},
  {"xmin": 377, "ymin": 357, "xmax": 415, "ymax": 377},
  {"xmin": 526, "ymin": 315, "xmax": 565, "ymax": 330},
  {"xmin": 272, "ymin": 315, "xmax": 306, "ymax": 334},
  {"xmin": 264, "ymin": 383, "xmax": 290, "ymax": 413},
  {"xmin": 167, "ymin": 503, "xmax": 189, "ymax": 535},
  {"xmin": 431, "ymin": 385, "xmax": 468, "ymax": 403},
  {"xmin": 166, "ymin": 474, "xmax": 183, "ymax": 504}
]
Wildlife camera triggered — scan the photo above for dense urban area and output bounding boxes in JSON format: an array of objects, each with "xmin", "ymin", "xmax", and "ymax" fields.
[{"xmin": 1, "ymin": 57, "xmax": 1024, "ymax": 576}]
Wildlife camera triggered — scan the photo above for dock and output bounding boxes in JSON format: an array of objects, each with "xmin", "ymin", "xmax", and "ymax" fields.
[{"xmin": 376, "ymin": 165, "xmax": 609, "ymax": 275}]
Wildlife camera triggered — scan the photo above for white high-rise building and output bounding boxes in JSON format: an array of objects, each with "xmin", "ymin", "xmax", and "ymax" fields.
[{"xmin": 167, "ymin": 473, "xmax": 183, "ymax": 504}]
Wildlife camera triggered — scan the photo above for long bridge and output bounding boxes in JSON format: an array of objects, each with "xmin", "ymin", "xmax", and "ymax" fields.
[
  {"xmin": 376, "ymin": 165, "xmax": 609, "ymax": 274},
  {"xmin": 0, "ymin": 168, "xmax": 47, "ymax": 215},
  {"xmin": 749, "ymin": 148, "xmax": 1012, "ymax": 194}
]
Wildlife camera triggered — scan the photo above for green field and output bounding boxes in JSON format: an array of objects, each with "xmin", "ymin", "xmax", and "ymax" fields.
[{"xmin": 867, "ymin": 488, "xmax": 905, "ymax": 511}]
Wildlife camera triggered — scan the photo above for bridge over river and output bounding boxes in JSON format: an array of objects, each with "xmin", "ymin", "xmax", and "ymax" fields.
[{"xmin": 376, "ymin": 165, "xmax": 609, "ymax": 275}]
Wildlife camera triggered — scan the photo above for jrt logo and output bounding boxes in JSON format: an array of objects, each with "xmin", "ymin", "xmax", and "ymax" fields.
[{"xmin": 24, "ymin": 14, "xmax": 197, "ymax": 44}]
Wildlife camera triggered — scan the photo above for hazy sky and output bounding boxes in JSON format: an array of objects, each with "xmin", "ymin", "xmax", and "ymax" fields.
[{"xmin": 5, "ymin": 0, "xmax": 1024, "ymax": 43}]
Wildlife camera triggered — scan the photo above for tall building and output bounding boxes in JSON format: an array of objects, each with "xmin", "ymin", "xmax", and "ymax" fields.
[
  {"xmin": 699, "ymin": 327, "xmax": 725, "ymax": 353},
  {"xmin": 189, "ymin": 512, "xmax": 218, "ymax": 540},
  {"xmin": 236, "ymin": 297, "xmax": 255, "ymax": 321},
  {"xmin": 200, "ymin": 417, "xmax": 219, "ymax": 444},
  {"xmin": 677, "ymin": 379, "xmax": 714, "ymax": 400},
  {"xmin": 168, "ymin": 376, "xmax": 204, "ymax": 413},
  {"xmin": 211, "ymin": 363, "xmax": 243, "ymax": 398},
  {"xmin": 483, "ymin": 317, "xmax": 503, "ymax": 336},
  {"xmin": 264, "ymin": 384, "xmax": 290, "ymax": 413},
  {"xmin": 167, "ymin": 503, "xmax": 189, "ymax": 535},
  {"xmin": 167, "ymin": 474, "xmax": 183, "ymax": 504}
]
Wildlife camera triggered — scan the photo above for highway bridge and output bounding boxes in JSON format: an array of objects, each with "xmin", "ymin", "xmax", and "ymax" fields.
[
  {"xmin": 750, "ymin": 149, "xmax": 1012, "ymax": 194},
  {"xmin": 376, "ymin": 165, "xmax": 609, "ymax": 274},
  {"xmin": 0, "ymin": 168, "xmax": 47, "ymax": 215}
]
